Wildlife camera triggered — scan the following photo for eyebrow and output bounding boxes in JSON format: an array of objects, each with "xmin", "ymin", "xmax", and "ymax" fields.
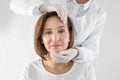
[
  {"xmin": 58, "ymin": 25, "xmax": 65, "ymax": 28},
  {"xmin": 44, "ymin": 25, "xmax": 65, "ymax": 31}
]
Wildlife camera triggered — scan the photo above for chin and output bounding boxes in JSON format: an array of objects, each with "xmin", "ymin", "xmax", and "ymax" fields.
[{"xmin": 52, "ymin": 49, "xmax": 64, "ymax": 53}]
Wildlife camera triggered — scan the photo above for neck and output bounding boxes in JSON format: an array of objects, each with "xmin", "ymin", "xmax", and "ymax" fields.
[
  {"xmin": 44, "ymin": 60, "xmax": 72, "ymax": 69},
  {"xmin": 43, "ymin": 56, "xmax": 72, "ymax": 68},
  {"xmin": 75, "ymin": 0, "xmax": 89, "ymax": 4},
  {"xmin": 42, "ymin": 56, "xmax": 73, "ymax": 74}
]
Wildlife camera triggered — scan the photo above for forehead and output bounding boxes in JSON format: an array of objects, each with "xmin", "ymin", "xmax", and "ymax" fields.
[{"xmin": 44, "ymin": 16, "xmax": 67, "ymax": 29}]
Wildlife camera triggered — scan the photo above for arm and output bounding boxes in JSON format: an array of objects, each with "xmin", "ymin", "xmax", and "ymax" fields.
[
  {"xmin": 86, "ymin": 64, "xmax": 96, "ymax": 80},
  {"xmin": 10, "ymin": 0, "xmax": 44, "ymax": 16},
  {"xmin": 9, "ymin": 0, "xmax": 66, "ymax": 16},
  {"xmin": 49, "ymin": 8, "xmax": 106, "ymax": 64},
  {"xmin": 73, "ymin": 9, "xmax": 107, "ymax": 63}
]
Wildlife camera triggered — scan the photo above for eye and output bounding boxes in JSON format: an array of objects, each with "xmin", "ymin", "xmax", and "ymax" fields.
[
  {"xmin": 44, "ymin": 31, "xmax": 52, "ymax": 35},
  {"xmin": 58, "ymin": 29, "xmax": 65, "ymax": 33}
]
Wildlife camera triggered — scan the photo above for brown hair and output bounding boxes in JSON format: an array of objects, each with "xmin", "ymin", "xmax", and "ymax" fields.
[{"xmin": 34, "ymin": 11, "xmax": 74, "ymax": 59}]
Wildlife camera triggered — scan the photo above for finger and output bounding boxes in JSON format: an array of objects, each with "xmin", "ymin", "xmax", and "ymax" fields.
[
  {"xmin": 52, "ymin": 53, "xmax": 67, "ymax": 59},
  {"xmin": 52, "ymin": 54, "xmax": 68, "ymax": 63},
  {"xmin": 58, "ymin": 50, "xmax": 69, "ymax": 55},
  {"xmin": 56, "ymin": 8, "xmax": 61, "ymax": 18},
  {"xmin": 64, "ymin": 13, "xmax": 68, "ymax": 24},
  {"xmin": 57, "ymin": 7, "xmax": 65, "ymax": 24}
]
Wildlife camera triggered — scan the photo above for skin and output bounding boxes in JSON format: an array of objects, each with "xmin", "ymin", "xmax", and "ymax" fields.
[
  {"xmin": 42, "ymin": 16, "xmax": 73, "ymax": 74},
  {"xmin": 42, "ymin": 16, "xmax": 70, "ymax": 54},
  {"xmin": 75, "ymin": 0, "xmax": 89, "ymax": 4}
]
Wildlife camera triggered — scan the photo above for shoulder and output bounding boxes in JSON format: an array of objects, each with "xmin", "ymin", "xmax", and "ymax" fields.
[
  {"xmin": 72, "ymin": 62, "xmax": 95, "ymax": 79},
  {"xmin": 88, "ymin": 1, "xmax": 107, "ymax": 22},
  {"xmin": 24, "ymin": 58, "xmax": 42, "ymax": 71},
  {"xmin": 75, "ymin": 62, "xmax": 95, "ymax": 73},
  {"xmin": 91, "ymin": 1, "xmax": 107, "ymax": 17}
]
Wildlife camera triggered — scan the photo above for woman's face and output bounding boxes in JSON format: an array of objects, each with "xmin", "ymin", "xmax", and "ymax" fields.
[{"xmin": 42, "ymin": 16, "xmax": 70, "ymax": 53}]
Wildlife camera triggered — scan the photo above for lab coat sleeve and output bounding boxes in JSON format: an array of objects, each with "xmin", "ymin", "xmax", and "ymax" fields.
[
  {"xmin": 20, "ymin": 64, "xmax": 29, "ymax": 80},
  {"xmin": 10, "ymin": 0, "xmax": 44, "ymax": 16},
  {"xmin": 73, "ymin": 9, "xmax": 107, "ymax": 63},
  {"xmin": 86, "ymin": 64, "xmax": 96, "ymax": 80}
]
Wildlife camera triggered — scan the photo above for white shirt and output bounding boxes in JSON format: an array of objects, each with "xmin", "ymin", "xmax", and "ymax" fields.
[
  {"xmin": 20, "ymin": 59, "xmax": 96, "ymax": 80},
  {"xmin": 10, "ymin": 0, "xmax": 107, "ymax": 63}
]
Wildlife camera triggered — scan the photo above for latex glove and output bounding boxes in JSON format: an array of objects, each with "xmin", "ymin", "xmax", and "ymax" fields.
[
  {"xmin": 51, "ymin": 48, "xmax": 78, "ymax": 63},
  {"xmin": 39, "ymin": 4, "xmax": 68, "ymax": 24}
]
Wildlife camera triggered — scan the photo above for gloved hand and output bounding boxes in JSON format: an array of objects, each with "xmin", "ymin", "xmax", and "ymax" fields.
[
  {"xmin": 39, "ymin": 4, "xmax": 68, "ymax": 24},
  {"xmin": 51, "ymin": 48, "xmax": 79, "ymax": 63}
]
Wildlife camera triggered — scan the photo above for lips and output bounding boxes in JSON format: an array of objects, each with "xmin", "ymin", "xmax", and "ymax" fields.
[
  {"xmin": 53, "ymin": 44, "xmax": 61, "ymax": 46},
  {"xmin": 50, "ymin": 45, "xmax": 62, "ymax": 48}
]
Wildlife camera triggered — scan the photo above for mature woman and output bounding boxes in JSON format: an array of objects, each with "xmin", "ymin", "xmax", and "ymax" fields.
[
  {"xmin": 10, "ymin": 0, "xmax": 107, "ymax": 64},
  {"xmin": 20, "ymin": 11, "xmax": 96, "ymax": 80}
]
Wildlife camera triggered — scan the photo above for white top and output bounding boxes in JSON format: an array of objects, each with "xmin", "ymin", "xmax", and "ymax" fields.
[
  {"xmin": 20, "ymin": 59, "xmax": 96, "ymax": 80},
  {"xmin": 10, "ymin": 0, "xmax": 107, "ymax": 63}
]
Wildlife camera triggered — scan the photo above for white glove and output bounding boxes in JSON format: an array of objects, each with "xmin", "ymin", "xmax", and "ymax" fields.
[
  {"xmin": 51, "ymin": 48, "xmax": 78, "ymax": 63},
  {"xmin": 39, "ymin": 4, "xmax": 68, "ymax": 24}
]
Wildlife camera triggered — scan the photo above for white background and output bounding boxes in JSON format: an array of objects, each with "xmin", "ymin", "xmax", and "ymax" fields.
[{"xmin": 0, "ymin": 0, "xmax": 120, "ymax": 80}]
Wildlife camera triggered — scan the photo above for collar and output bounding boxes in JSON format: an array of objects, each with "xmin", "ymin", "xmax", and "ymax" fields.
[{"xmin": 68, "ymin": 0, "xmax": 93, "ymax": 10}]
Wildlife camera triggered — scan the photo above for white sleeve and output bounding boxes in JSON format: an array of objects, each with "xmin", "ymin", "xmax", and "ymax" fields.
[
  {"xmin": 10, "ymin": 0, "xmax": 44, "ymax": 16},
  {"xmin": 20, "ymin": 64, "xmax": 29, "ymax": 80},
  {"xmin": 86, "ymin": 64, "xmax": 96, "ymax": 80},
  {"xmin": 73, "ymin": 9, "xmax": 107, "ymax": 63}
]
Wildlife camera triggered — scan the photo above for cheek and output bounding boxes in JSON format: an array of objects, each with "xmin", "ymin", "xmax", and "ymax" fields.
[
  {"xmin": 63, "ymin": 32, "xmax": 70, "ymax": 42},
  {"xmin": 42, "ymin": 37, "xmax": 49, "ymax": 47},
  {"xmin": 64, "ymin": 36, "xmax": 70, "ymax": 42},
  {"xmin": 42, "ymin": 37, "xmax": 47, "ymax": 43},
  {"xmin": 63, "ymin": 34, "xmax": 70, "ymax": 46}
]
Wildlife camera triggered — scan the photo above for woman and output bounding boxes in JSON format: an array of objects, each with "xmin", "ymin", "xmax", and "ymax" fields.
[
  {"xmin": 20, "ymin": 11, "xmax": 96, "ymax": 80},
  {"xmin": 10, "ymin": 0, "xmax": 107, "ymax": 63}
]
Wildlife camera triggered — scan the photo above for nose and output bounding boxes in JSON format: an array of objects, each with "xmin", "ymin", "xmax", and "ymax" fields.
[{"xmin": 51, "ymin": 32, "xmax": 60, "ymax": 42}]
